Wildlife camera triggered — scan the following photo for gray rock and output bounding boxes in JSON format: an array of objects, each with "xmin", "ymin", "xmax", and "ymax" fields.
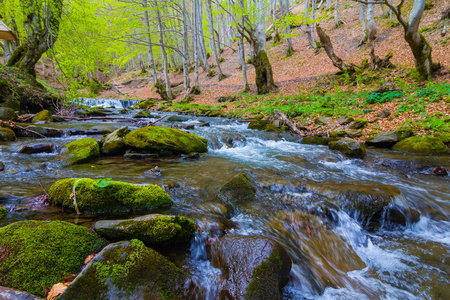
[
  {"xmin": 345, "ymin": 130, "xmax": 363, "ymax": 138},
  {"xmin": 0, "ymin": 287, "xmax": 43, "ymax": 300},
  {"xmin": 167, "ymin": 115, "xmax": 188, "ymax": 122},
  {"xmin": 338, "ymin": 116, "xmax": 354, "ymax": 125},
  {"xmin": 101, "ymin": 127, "xmax": 130, "ymax": 155},
  {"xmin": 366, "ymin": 130, "xmax": 413, "ymax": 148},
  {"xmin": 349, "ymin": 119, "xmax": 368, "ymax": 129},
  {"xmin": 124, "ymin": 150, "xmax": 158, "ymax": 160},
  {"xmin": 315, "ymin": 116, "xmax": 330, "ymax": 125},
  {"xmin": 19, "ymin": 143, "xmax": 54, "ymax": 154},
  {"xmin": 15, "ymin": 126, "xmax": 64, "ymax": 138},
  {"xmin": 210, "ymin": 235, "xmax": 291, "ymax": 300},
  {"xmin": 328, "ymin": 138, "xmax": 366, "ymax": 158},
  {"xmin": 377, "ymin": 109, "xmax": 391, "ymax": 118},
  {"xmin": 0, "ymin": 107, "xmax": 17, "ymax": 121},
  {"xmin": 218, "ymin": 173, "xmax": 256, "ymax": 206}
]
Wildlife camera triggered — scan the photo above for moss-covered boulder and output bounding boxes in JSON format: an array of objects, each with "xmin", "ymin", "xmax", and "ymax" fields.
[
  {"xmin": 0, "ymin": 206, "xmax": 7, "ymax": 219},
  {"xmin": 32, "ymin": 110, "xmax": 52, "ymax": 123},
  {"xmin": 0, "ymin": 127, "xmax": 16, "ymax": 141},
  {"xmin": 48, "ymin": 178, "xmax": 172, "ymax": 213},
  {"xmin": 218, "ymin": 173, "xmax": 256, "ymax": 205},
  {"xmin": 328, "ymin": 138, "xmax": 366, "ymax": 158},
  {"xmin": 392, "ymin": 136, "xmax": 449, "ymax": 155},
  {"xmin": 434, "ymin": 131, "xmax": 450, "ymax": 144},
  {"xmin": 59, "ymin": 138, "xmax": 100, "ymax": 165},
  {"xmin": 301, "ymin": 136, "xmax": 338, "ymax": 145},
  {"xmin": 0, "ymin": 107, "xmax": 17, "ymax": 121},
  {"xmin": 133, "ymin": 111, "xmax": 154, "ymax": 118},
  {"xmin": 94, "ymin": 214, "xmax": 196, "ymax": 248},
  {"xmin": 57, "ymin": 240, "xmax": 188, "ymax": 300},
  {"xmin": 248, "ymin": 120, "xmax": 280, "ymax": 131},
  {"xmin": 349, "ymin": 118, "xmax": 368, "ymax": 129},
  {"xmin": 167, "ymin": 115, "xmax": 188, "ymax": 122},
  {"xmin": 0, "ymin": 220, "xmax": 107, "ymax": 297},
  {"xmin": 210, "ymin": 235, "xmax": 291, "ymax": 300},
  {"xmin": 101, "ymin": 127, "xmax": 130, "ymax": 155},
  {"xmin": 124, "ymin": 126, "xmax": 208, "ymax": 155},
  {"xmin": 338, "ymin": 115, "xmax": 354, "ymax": 125}
]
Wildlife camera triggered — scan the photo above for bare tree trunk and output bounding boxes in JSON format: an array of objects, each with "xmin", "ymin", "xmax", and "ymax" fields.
[
  {"xmin": 207, "ymin": 0, "xmax": 225, "ymax": 80},
  {"xmin": 334, "ymin": 0, "xmax": 340, "ymax": 27},
  {"xmin": 182, "ymin": 0, "xmax": 191, "ymax": 89},
  {"xmin": 142, "ymin": 0, "xmax": 158, "ymax": 84},
  {"xmin": 1, "ymin": 40, "xmax": 12, "ymax": 62},
  {"xmin": 326, "ymin": 0, "xmax": 331, "ymax": 10},
  {"xmin": 281, "ymin": 0, "xmax": 293, "ymax": 55},
  {"xmin": 305, "ymin": 0, "xmax": 317, "ymax": 48},
  {"xmin": 155, "ymin": 4, "xmax": 173, "ymax": 100},
  {"xmin": 193, "ymin": 0, "xmax": 200, "ymax": 88},
  {"xmin": 358, "ymin": 3, "xmax": 369, "ymax": 46},
  {"xmin": 367, "ymin": 3, "xmax": 377, "ymax": 41},
  {"xmin": 273, "ymin": 0, "xmax": 281, "ymax": 43},
  {"xmin": 197, "ymin": 1, "xmax": 212, "ymax": 76},
  {"xmin": 237, "ymin": 34, "xmax": 249, "ymax": 92}
]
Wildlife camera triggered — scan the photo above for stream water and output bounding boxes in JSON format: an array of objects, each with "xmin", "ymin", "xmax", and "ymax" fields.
[{"xmin": 0, "ymin": 101, "xmax": 449, "ymax": 299}]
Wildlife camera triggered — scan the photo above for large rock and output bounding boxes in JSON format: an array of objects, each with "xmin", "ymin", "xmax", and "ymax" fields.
[
  {"xmin": 366, "ymin": 130, "xmax": 413, "ymax": 148},
  {"xmin": 0, "ymin": 287, "xmax": 43, "ymax": 300},
  {"xmin": 94, "ymin": 214, "xmax": 196, "ymax": 247},
  {"xmin": 0, "ymin": 107, "xmax": 17, "ymax": 121},
  {"xmin": 210, "ymin": 235, "xmax": 291, "ymax": 300},
  {"xmin": 0, "ymin": 206, "xmax": 6, "ymax": 219},
  {"xmin": 328, "ymin": 138, "xmax": 366, "ymax": 158},
  {"xmin": 218, "ymin": 173, "xmax": 256, "ymax": 205},
  {"xmin": 349, "ymin": 118, "xmax": 368, "ymax": 129},
  {"xmin": 0, "ymin": 220, "xmax": 107, "ymax": 297},
  {"xmin": 267, "ymin": 211, "xmax": 366, "ymax": 292},
  {"xmin": 16, "ymin": 126, "xmax": 64, "ymax": 138},
  {"xmin": 248, "ymin": 120, "xmax": 279, "ymax": 131},
  {"xmin": 0, "ymin": 127, "xmax": 16, "ymax": 141},
  {"xmin": 338, "ymin": 115, "xmax": 354, "ymax": 125},
  {"xmin": 101, "ymin": 127, "xmax": 130, "ymax": 155},
  {"xmin": 392, "ymin": 136, "xmax": 449, "ymax": 154},
  {"xmin": 48, "ymin": 178, "xmax": 172, "ymax": 213},
  {"xmin": 59, "ymin": 138, "xmax": 100, "ymax": 165},
  {"xmin": 58, "ymin": 240, "xmax": 188, "ymax": 300},
  {"xmin": 124, "ymin": 126, "xmax": 208, "ymax": 155},
  {"xmin": 32, "ymin": 110, "xmax": 52, "ymax": 123}
]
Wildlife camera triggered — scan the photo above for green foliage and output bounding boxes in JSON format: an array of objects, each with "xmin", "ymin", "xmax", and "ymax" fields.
[{"xmin": 366, "ymin": 90, "xmax": 404, "ymax": 104}]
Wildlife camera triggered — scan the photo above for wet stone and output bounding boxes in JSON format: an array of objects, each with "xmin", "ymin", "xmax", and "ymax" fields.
[{"xmin": 19, "ymin": 143, "xmax": 54, "ymax": 154}]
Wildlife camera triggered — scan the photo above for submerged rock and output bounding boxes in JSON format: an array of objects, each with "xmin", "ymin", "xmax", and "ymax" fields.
[
  {"xmin": 19, "ymin": 143, "xmax": 54, "ymax": 154},
  {"xmin": 210, "ymin": 235, "xmax": 291, "ymax": 300},
  {"xmin": 94, "ymin": 214, "xmax": 196, "ymax": 248},
  {"xmin": 133, "ymin": 110, "xmax": 154, "ymax": 118},
  {"xmin": 328, "ymin": 138, "xmax": 366, "ymax": 158},
  {"xmin": 101, "ymin": 127, "xmax": 130, "ymax": 155},
  {"xmin": 0, "ymin": 206, "xmax": 6, "ymax": 219},
  {"xmin": 248, "ymin": 120, "xmax": 280, "ymax": 131},
  {"xmin": 0, "ymin": 162, "xmax": 4, "ymax": 171},
  {"xmin": 48, "ymin": 178, "xmax": 172, "ymax": 213},
  {"xmin": 392, "ymin": 136, "xmax": 449, "ymax": 155},
  {"xmin": 59, "ymin": 138, "xmax": 100, "ymax": 165},
  {"xmin": 0, "ymin": 220, "xmax": 107, "ymax": 297},
  {"xmin": 267, "ymin": 211, "xmax": 366, "ymax": 292},
  {"xmin": 124, "ymin": 126, "xmax": 208, "ymax": 155},
  {"xmin": 17, "ymin": 126, "xmax": 64, "ymax": 138},
  {"xmin": 0, "ymin": 127, "xmax": 16, "ymax": 141},
  {"xmin": 167, "ymin": 115, "xmax": 188, "ymax": 122},
  {"xmin": 431, "ymin": 166, "xmax": 448, "ymax": 176},
  {"xmin": 58, "ymin": 240, "xmax": 188, "ymax": 300},
  {"xmin": 219, "ymin": 173, "xmax": 256, "ymax": 205},
  {"xmin": 32, "ymin": 110, "xmax": 52, "ymax": 123}
]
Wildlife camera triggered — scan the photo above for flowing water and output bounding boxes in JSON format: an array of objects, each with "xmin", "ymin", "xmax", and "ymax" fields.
[{"xmin": 0, "ymin": 101, "xmax": 449, "ymax": 299}]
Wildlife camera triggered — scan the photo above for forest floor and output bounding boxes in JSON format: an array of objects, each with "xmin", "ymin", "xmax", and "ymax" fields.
[{"xmin": 97, "ymin": 0, "xmax": 450, "ymax": 136}]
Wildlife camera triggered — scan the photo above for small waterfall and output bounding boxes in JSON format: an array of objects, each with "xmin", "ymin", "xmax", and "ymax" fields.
[{"xmin": 77, "ymin": 98, "xmax": 139, "ymax": 109}]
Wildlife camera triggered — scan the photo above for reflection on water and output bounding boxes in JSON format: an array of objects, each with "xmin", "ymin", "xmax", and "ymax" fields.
[{"xmin": 0, "ymin": 103, "xmax": 449, "ymax": 299}]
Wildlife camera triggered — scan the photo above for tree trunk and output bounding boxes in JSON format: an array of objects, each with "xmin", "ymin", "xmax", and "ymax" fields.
[
  {"xmin": 1, "ymin": 40, "xmax": 12, "ymax": 62},
  {"xmin": 359, "ymin": 3, "xmax": 368, "ymax": 46},
  {"xmin": 334, "ymin": 0, "xmax": 340, "ymax": 28},
  {"xmin": 142, "ymin": 0, "xmax": 158, "ymax": 84},
  {"xmin": 7, "ymin": 0, "xmax": 63, "ymax": 77},
  {"xmin": 367, "ymin": 3, "xmax": 377, "ymax": 41},
  {"xmin": 281, "ymin": 0, "xmax": 293, "ymax": 55},
  {"xmin": 197, "ymin": 1, "xmax": 212, "ymax": 76},
  {"xmin": 182, "ymin": 0, "xmax": 191, "ymax": 89},
  {"xmin": 193, "ymin": 0, "xmax": 200, "ymax": 88},
  {"xmin": 206, "ymin": 0, "xmax": 224, "ymax": 80},
  {"xmin": 317, "ymin": 25, "xmax": 344, "ymax": 70},
  {"xmin": 253, "ymin": 0, "xmax": 275, "ymax": 94},
  {"xmin": 305, "ymin": 0, "xmax": 317, "ymax": 48},
  {"xmin": 155, "ymin": 4, "xmax": 173, "ymax": 100},
  {"xmin": 237, "ymin": 34, "xmax": 249, "ymax": 92},
  {"xmin": 404, "ymin": 0, "xmax": 432, "ymax": 80}
]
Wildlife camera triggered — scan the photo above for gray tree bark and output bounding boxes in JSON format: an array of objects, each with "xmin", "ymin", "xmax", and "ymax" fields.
[
  {"xmin": 206, "ymin": 0, "xmax": 224, "ymax": 80},
  {"xmin": 182, "ymin": 0, "xmax": 191, "ymax": 89},
  {"xmin": 155, "ymin": 4, "xmax": 173, "ymax": 99},
  {"xmin": 142, "ymin": 0, "xmax": 158, "ymax": 84}
]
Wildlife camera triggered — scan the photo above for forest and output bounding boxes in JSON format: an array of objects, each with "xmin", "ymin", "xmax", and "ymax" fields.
[{"xmin": 0, "ymin": 0, "xmax": 449, "ymax": 300}]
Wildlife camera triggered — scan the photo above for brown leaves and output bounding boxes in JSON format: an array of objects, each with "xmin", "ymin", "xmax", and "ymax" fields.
[{"xmin": 44, "ymin": 274, "xmax": 77, "ymax": 300}]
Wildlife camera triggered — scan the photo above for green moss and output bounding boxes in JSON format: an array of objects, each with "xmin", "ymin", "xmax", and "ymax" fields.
[
  {"xmin": 245, "ymin": 250, "xmax": 282, "ymax": 300},
  {"xmin": 59, "ymin": 240, "xmax": 187, "ymax": 300},
  {"xmin": 349, "ymin": 118, "xmax": 368, "ymax": 129},
  {"xmin": 61, "ymin": 138, "xmax": 100, "ymax": 165},
  {"xmin": 301, "ymin": 136, "xmax": 338, "ymax": 145},
  {"xmin": 124, "ymin": 126, "xmax": 208, "ymax": 154},
  {"xmin": 253, "ymin": 50, "xmax": 275, "ymax": 95},
  {"xmin": 0, "ymin": 206, "xmax": 6, "ymax": 219},
  {"xmin": 392, "ymin": 136, "xmax": 449, "ymax": 154},
  {"xmin": 0, "ymin": 220, "xmax": 107, "ymax": 297},
  {"xmin": 99, "ymin": 215, "xmax": 196, "ymax": 247},
  {"xmin": 0, "ymin": 127, "xmax": 16, "ymax": 141},
  {"xmin": 48, "ymin": 178, "xmax": 173, "ymax": 213},
  {"xmin": 328, "ymin": 138, "xmax": 367, "ymax": 158},
  {"xmin": 434, "ymin": 131, "xmax": 450, "ymax": 144},
  {"xmin": 32, "ymin": 110, "xmax": 53, "ymax": 123}
]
